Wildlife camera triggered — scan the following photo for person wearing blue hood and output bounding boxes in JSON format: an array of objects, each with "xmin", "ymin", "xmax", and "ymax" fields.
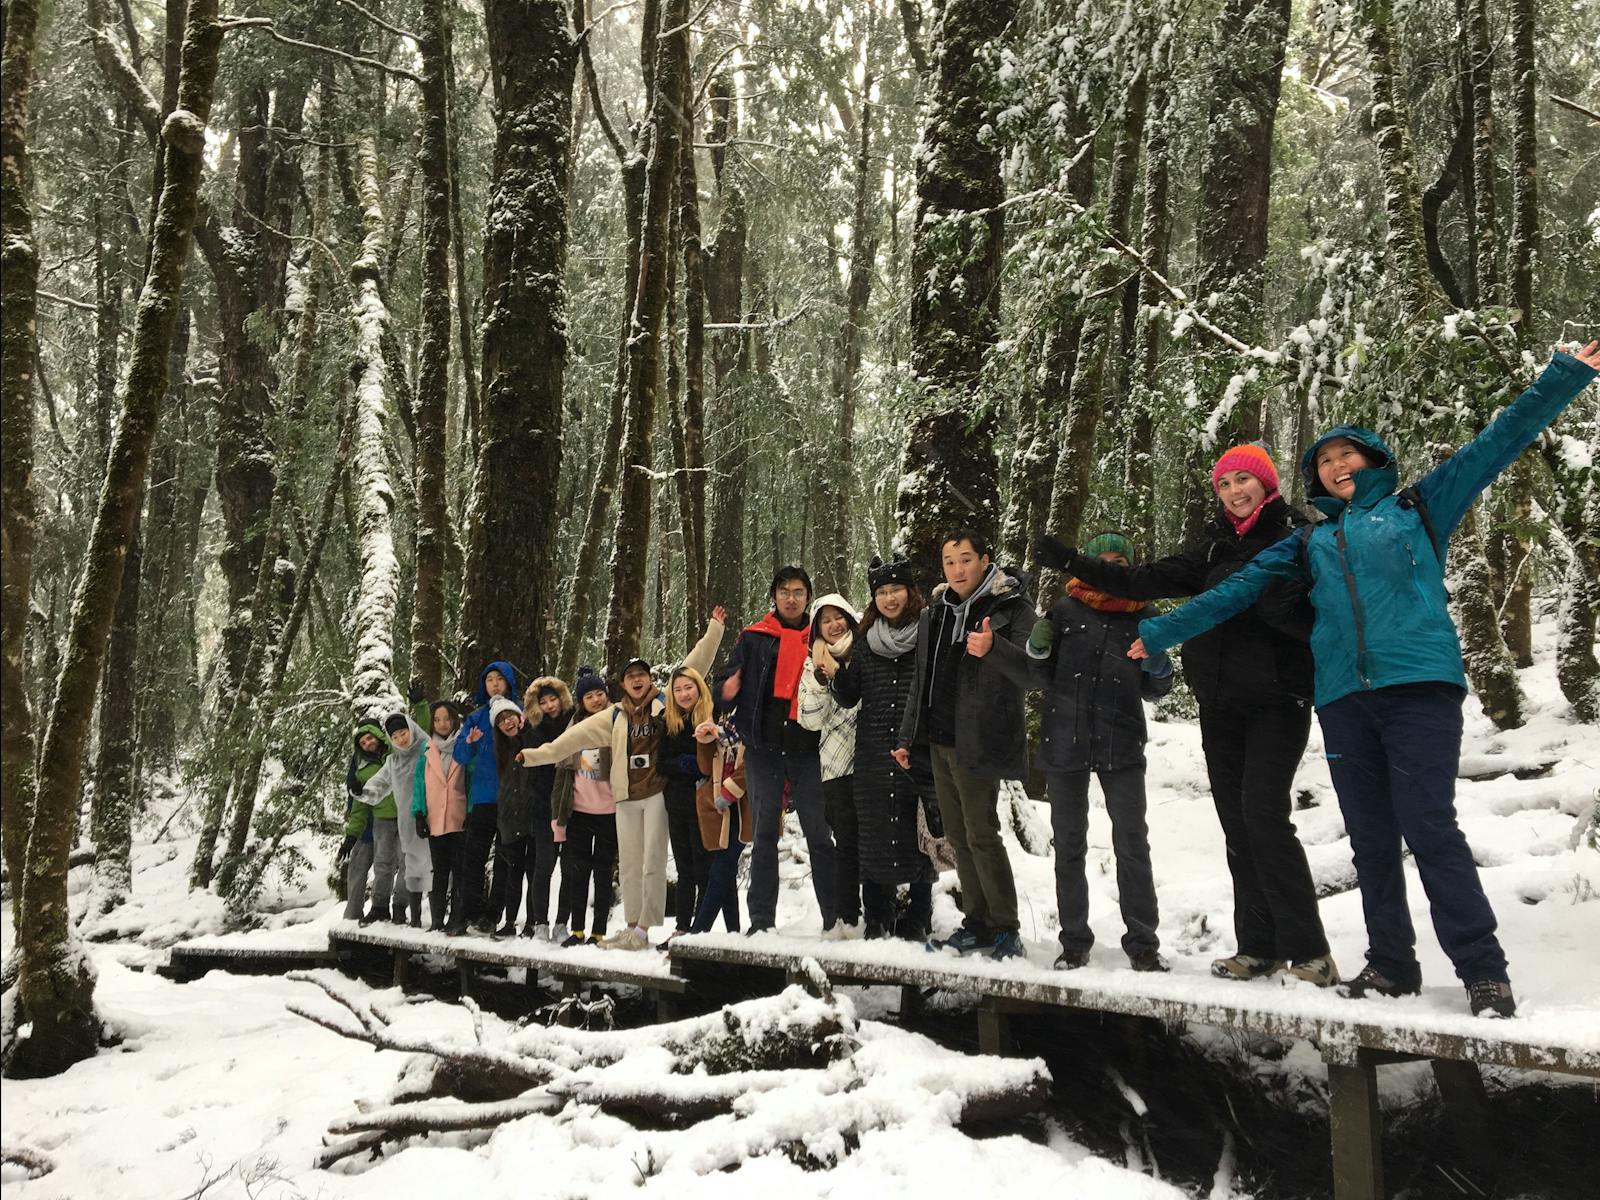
[
  {"xmin": 1129, "ymin": 342, "xmax": 1600, "ymax": 1018},
  {"xmin": 452, "ymin": 659, "xmax": 519, "ymax": 933}
]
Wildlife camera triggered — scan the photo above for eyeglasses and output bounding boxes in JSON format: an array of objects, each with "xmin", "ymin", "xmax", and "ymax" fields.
[{"xmin": 775, "ymin": 587, "xmax": 809, "ymax": 600}]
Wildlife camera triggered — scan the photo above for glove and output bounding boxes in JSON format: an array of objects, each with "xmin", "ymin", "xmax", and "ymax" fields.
[
  {"xmin": 345, "ymin": 759, "xmax": 361, "ymax": 796},
  {"xmin": 408, "ymin": 677, "xmax": 426, "ymax": 704},
  {"xmin": 414, "ymin": 813, "xmax": 429, "ymax": 839},
  {"xmin": 336, "ymin": 835, "xmax": 356, "ymax": 867},
  {"xmin": 713, "ymin": 795, "xmax": 733, "ymax": 812},
  {"xmin": 1034, "ymin": 535, "xmax": 1076, "ymax": 572},
  {"xmin": 675, "ymin": 754, "xmax": 699, "ymax": 778},
  {"xmin": 1028, "ymin": 617, "xmax": 1055, "ymax": 657},
  {"xmin": 1141, "ymin": 649, "xmax": 1174, "ymax": 678}
]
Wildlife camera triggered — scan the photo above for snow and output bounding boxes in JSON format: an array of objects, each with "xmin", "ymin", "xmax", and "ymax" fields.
[{"xmin": 5, "ymin": 618, "xmax": 1598, "ymax": 1194}]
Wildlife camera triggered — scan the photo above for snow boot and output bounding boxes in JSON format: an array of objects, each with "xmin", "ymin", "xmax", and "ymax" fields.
[
  {"xmin": 408, "ymin": 895, "xmax": 423, "ymax": 928},
  {"xmin": 1128, "ymin": 949, "xmax": 1169, "ymax": 973},
  {"xmin": 927, "ymin": 923, "xmax": 994, "ymax": 956},
  {"xmin": 358, "ymin": 905, "xmax": 384, "ymax": 927},
  {"xmin": 1211, "ymin": 953, "xmax": 1285, "ymax": 981},
  {"xmin": 1339, "ymin": 965, "xmax": 1421, "ymax": 1000},
  {"xmin": 988, "ymin": 930, "xmax": 1025, "ymax": 961},
  {"xmin": 1287, "ymin": 955, "xmax": 1339, "ymax": 987},
  {"xmin": 1467, "ymin": 980, "xmax": 1516, "ymax": 1018},
  {"xmin": 428, "ymin": 889, "xmax": 448, "ymax": 932},
  {"xmin": 391, "ymin": 899, "xmax": 408, "ymax": 925},
  {"xmin": 1054, "ymin": 948, "xmax": 1090, "ymax": 971},
  {"xmin": 551, "ymin": 922, "xmax": 569, "ymax": 944}
]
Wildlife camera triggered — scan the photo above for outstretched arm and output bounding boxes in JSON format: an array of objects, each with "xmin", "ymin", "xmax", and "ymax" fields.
[
  {"xmin": 1133, "ymin": 534, "xmax": 1309, "ymax": 657},
  {"xmin": 517, "ymin": 707, "xmax": 613, "ymax": 767},
  {"xmin": 1419, "ymin": 343, "xmax": 1599, "ymax": 536}
]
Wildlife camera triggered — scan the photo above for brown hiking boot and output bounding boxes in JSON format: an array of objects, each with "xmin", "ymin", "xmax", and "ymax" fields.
[
  {"xmin": 1211, "ymin": 953, "xmax": 1286, "ymax": 981},
  {"xmin": 1287, "ymin": 955, "xmax": 1339, "ymax": 987}
]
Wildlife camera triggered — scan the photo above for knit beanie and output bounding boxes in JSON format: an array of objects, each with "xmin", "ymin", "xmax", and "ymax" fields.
[
  {"xmin": 867, "ymin": 553, "xmax": 914, "ymax": 593},
  {"xmin": 536, "ymin": 683, "xmax": 561, "ymax": 702},
  {"xmin": 573, "ymin": 667, "xmax": 608, "ymax": 704},
  {"xmin": 383, "ymin": 712, "xmax": 410, "ymax": 736},
  {"xmin": 1211, "ymin": 441, "xmax": 1280, "ymax": 494},
  {"xmin": 1082, "ymin": 532, "xmax": 1135, "ymax": 561},
  {"xmin": 488, "ymin": 696, "xmax": 522, "ymax": 725}
]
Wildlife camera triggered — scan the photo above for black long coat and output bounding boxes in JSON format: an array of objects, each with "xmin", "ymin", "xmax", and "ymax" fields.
[
  {"xmin": 832, "ymin": 635, "xmax": 938, "ymax": 886},
  {"xmin": 1066, "ymin": 497, "xmax": 1315, "ymax": 706}
]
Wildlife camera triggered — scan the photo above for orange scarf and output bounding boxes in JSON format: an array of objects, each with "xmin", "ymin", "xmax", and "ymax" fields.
[
  {"xmin": 1067, "ymin": 577, "xmax": 1145, "ymax": 614},
  {"xmin": 747, "ymin": 613, "xmax": 811, "ymax": 718}
]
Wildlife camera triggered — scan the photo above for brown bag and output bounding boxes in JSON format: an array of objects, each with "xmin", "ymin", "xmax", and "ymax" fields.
[{"xmin": 917, "ymin": 800, "xmax": 957, "ymax": 872}]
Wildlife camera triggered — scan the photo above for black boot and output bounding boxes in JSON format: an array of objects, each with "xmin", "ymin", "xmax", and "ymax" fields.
[
  {"xmin": 408, "ymin": 894, "xmax": 423, "ymax": 928},
  {"xmin": 428, "ymin": 890, "xmax": 447, "ymax": 932}
]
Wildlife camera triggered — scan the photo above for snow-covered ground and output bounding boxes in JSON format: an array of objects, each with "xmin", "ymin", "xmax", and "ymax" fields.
[{"xmin": 4, "ymin": 616, "xmax": 1597, "ymax": 1197}]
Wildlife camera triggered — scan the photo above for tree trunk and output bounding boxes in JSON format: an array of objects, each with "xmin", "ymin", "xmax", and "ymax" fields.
[
  {"xmin": 1466, "ymin": 0, "xmax": 1499, "ymax": 306},
  {"xmin": 408, "ymin": 0, "xmax": 454, "ymax": 698},
  {"xmin": 674, "ymin": 67, "xmax": 708, "ymax": 620},
  {"xmin": 444, "ymin": 22, "xmax": 481, "ymax": 458},
  {"xmin": 895, "ymin": 0, "xmax": 1014, "ymax": 579},
  {"xmin": 1127, "ymin": 71, "xmax": 1173, "ymax": 554},
  {"xmin": 89, "ymin": 530, "xmax": 141, "ymax": 916},
  {"xmin": 603, "ymin": 0, "xmax": 687, "ymax": 674},
  {"xmin": 1180, "ymin": 0, "xmax": 1291, "ymax": 545},
  {"xmin": 0, "ymin": 0, "xmax": 45, "ymax": 934},
  {"xmin": 457, "ymin": 0, "xmax": 575, "ymax": 688},
  {"xmin": 7, "ymin": 0, "xmax": 224, "ymax": 1080}
]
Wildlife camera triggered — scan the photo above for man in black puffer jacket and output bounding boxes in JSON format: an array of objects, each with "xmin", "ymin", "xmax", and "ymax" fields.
[{"xmin": 1037, "ymin": 442, "xmax": 1336, "ymax": 987}]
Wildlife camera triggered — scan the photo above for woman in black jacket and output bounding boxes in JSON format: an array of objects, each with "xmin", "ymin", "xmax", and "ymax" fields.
[
  {"xmin": 830, "ymin": 555, "xmax": 940, "ymax": 940},
  {"xmin": 1037, "ymin": 442, "xmax": 1336, "ymax": 986}
]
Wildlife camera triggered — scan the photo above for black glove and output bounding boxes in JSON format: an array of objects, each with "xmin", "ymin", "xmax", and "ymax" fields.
[
  {"xmin": 408, "ymin": 677, "xmax": 426, "ymax": 704},
  {"xmin": 336, "ymin": 835, "xmax": 356, "ymax": 867},
  {"xmin": 1034, "ymin": 535, "xmax": 1076, "ymax": 572},
  {"xmin": 414, "ymin": 813, "xmax": 430, "ymax": 839}
]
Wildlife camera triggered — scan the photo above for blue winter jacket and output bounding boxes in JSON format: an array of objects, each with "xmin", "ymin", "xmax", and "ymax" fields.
[
  {"xmin": 1139, "ymin": 351, "xmax": 1597, "ymax": 708},
  {"xmin": 454, "ymin": 658, "xmax": 519, "ymax": 809}
]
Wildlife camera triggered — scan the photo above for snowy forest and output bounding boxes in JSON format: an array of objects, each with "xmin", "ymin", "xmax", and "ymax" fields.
[{"xmin": 3, "ymin": 0, "xmax": 1599, "ymax": 1194}]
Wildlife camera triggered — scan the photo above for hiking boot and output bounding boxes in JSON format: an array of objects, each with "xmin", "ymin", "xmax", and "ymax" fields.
[
  {"xmin": 1054, "ymin": 948, "xmax": 1090, "ymax": 971},
  {"xmin": 471, "ymin": 916, "xmax": 496, "ymax": 936},
  {"xmin": 988, "ymin": 930, "xmax": 1026, "ymax": 962},
  {"xmin": 744, "ymin": 924, "xmax": 775, "ymax": 938},
  {"xmin": 928, "ymin": 924, "xmax": 995, "ymax": 956},
  {"xmin": 1211, "ymin": 953, "xmax": 1285, "ymax": 981},
  {"xmin": 894, "ymin": 916, "xmax": 931, "ymax": 943},
  {"xmin": 551, "ymin": 923, "xmax": 569, "ymax": 944},
  {"xmin": 1467, "ymin": 979, "xmax": 1516, "ymax": 1018},
  {"xmin": 358, "ymin": 906, "xmax": 384, "ymax": 927},
  {"xmin": 444, "ymin": 919, "xmax": 469, "ymax": 937},
  {"xmin": 1339, "ymin": 965, "xmax": 1421, "ymax": 1000},
  {"xmin": 493, "ymin": 921, "xmax": 517, "ymax": 939},
  {"xmin": 1128, "ymin": 949, "xmax": 1169, "ymax": 973},
  {"xmin": 1287, "ymin": 955, "xmax": 1339, "ymax": 988},
  {"xmin": 863, "ymin": 923, "xmax": 889, "ymax": 940},
  {"xmin": 560, "ymin": 931, "xmax": 589, "ymax": 948},
  {"xmin": 391, "ymin": 904, "xmax": 408, "ymax": 925}
]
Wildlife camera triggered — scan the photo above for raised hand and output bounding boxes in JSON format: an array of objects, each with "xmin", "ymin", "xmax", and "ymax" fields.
[
  {"xmin": 1033, "ymin": 535, "xmax": 1076, "ymax": 572},
  {"xmin": 1572, "ymin": 340, "xmax": 1600, "ymax": 370},
  {"xmin": 966, "ymin": 617, "xmax": 994, "ymax": 658},
  {"xmin": 466, "ymin": 725, "xmax": 483, "ymax": 744},
  {"xmin": 711, "ymin": 604, "xmax": 727, "ymax": 625}
]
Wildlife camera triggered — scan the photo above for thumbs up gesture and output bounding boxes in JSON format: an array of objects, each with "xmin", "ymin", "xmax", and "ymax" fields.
[{"xmin": 966, "ymin": 617, "xmax": 994, "ymax": 658}]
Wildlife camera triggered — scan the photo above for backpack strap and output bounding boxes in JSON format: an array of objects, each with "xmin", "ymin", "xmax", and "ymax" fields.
[{"xmin": 1397, "ymin": 484, "xmax": 1444, "ymax": 564}]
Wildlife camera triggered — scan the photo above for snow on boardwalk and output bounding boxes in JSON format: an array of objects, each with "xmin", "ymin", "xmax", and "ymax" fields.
[{"xmin": 671, "ymin": 932, "xmax": 1600, "ymax": 1075}]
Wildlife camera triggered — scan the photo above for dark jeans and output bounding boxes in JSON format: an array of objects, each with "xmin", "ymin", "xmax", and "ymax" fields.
[
  {"xmin": 863, "ymin": 876, "xmax": 932, "ymax": 932},
  {"xmin": 665, "ymin": 789, "xmax": 710, "ymax": 931},
  {"xmin": 1046, "ymin": 768, "xmax": 1159, "ymax": 956},
  {"xmin": 690, "ymin": 840, "xmax": 744, "ymax": 933},
  {"xmin": 928, "ymin": 743, "xmax": 1018, "ymax": 932},
  {"xmin": 529, "ymin": 821, "xmax": 560, "ymax": 927},
  {"xmin": 457, "ymin": 802, "xmax": 497, "ymax": 923},
  {"xmin": 427, "ymin": 830, "xmax": 463, "ymax": 926},
  {"xmin": 1317, "ymin": 684, "xmax": 1507, "ymax": 986},
  {"xmin": 562, "ymin": 810, "xmax": 618, "ymax": 937},
  {"xmin": 495, "ymin": 834, "xmax": 532, "ymax": 927},
  {"xmin": 822, "ymin": 775, "xmax": 862, "ymax": 925},
  {"xmin": 1199, "ymin": 700, "xmax": 1329, "ymax": 962},
  {"xmin": 743, "ymin": 745, "xmax": 838, "ymax": 930}
]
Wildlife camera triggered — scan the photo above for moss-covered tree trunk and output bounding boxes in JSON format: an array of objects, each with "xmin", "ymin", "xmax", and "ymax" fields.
[
  {"xmin": 603, "ymin": 0, "xmax": 687, "ymax": 674},
  {"xmin": 0, "ymin": 0, "xmax": 45, "ymax": 935},
  {"xmin": 457, "ymin": 0, "xmax": 575, "ymax": 687},
  {"xmin": 89, "ymin": 529, "xmax": 141, "ymax": 917},
  {"xmin": 7, "ymin": 0, "xmax": 224, "ymax": 1080},
  {"xmin": 1127, "ymin": 71, "xmax": 1173, "ymax": 554},
  {"xmin": 673, "ymin": 63, "xmax": 709, "ymax": 621},
  {"xmin": 895, "ymin": 0, "xmax": 1014, "ymax": 579},
  {"xmin": 409, "ymin": 0, "xmax": 454, "ymax": 699}
]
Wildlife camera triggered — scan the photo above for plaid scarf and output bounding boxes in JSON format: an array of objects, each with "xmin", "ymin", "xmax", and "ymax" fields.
[{"xmin": 1067, "ymin": 577, "xmax": 1145, "ymax": 614}]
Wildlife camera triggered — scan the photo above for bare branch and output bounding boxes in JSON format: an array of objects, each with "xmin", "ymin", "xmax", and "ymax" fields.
[
  {"xmin": 219, "ymin": 18, "xmax": 422, "ymax": 83},
  {"xmin": 572, "ymin": 0, "xmax": 628, "ymax": 161},
  {"xmin": 327, "ymin": 1095, "xmax": 562, "ymax": 1136},
  {"xmin": 36, "ymin": 289, "xmax": 98, "ymax": 313},
  {"xmin": 335, "ymin": 0, "xmax": 417, "ymax": 43},
  {"xmin": 1549, "ymin": 93, "xmax": 1600, "ymax": 126}
]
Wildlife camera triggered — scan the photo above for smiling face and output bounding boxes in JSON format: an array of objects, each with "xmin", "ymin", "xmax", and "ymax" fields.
[
  {"xmin": 622, "ymin": 666, "xmax": 653, "ymax": 700},
  {"xmin": 942, "ymin": 539, "xmax": 990, "ymax": 599},
  {"xmin": 537, "ymin": 693, "xmax": 562, "ymax": 718},
  {"xmin": 496, "ymin": 710, "xmax": 522, "ymax": 737},
  {"xmin": 390, "ymin": 726, "xmax": 412, "ymax": 750},
  {"xmin": 1315, "ymin": 438, "xmax": 1371, "ymax": 501},
  {"xmin": 874, "ymin": 583, "xmax": 909, "ymax": 621},
  {"xmin": 671, "ymin": 674, "xmax": 700, "ymax": 713},
  {"xmin": 582, "ymin": 688, "xmax": 610, "ymax": 715},
  {"xmin": 816, "ymin": 606, "xmax": 850, "ymax": 644},
  {"xmin": 358, "ymin": 732, "xmax": 380, "ymax": 754},
  {"xmin": 1215, "ymin": 468, "xmax": 1267, "ymax": 520}
]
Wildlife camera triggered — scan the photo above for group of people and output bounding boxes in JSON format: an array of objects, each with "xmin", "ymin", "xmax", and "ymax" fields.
[{"xmin": 338, "ymin": 341, "xmax": 1598, "ymax": 1019}]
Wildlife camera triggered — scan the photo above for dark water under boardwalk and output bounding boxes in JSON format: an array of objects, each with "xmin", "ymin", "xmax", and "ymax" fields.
[{"xmin": 345, "ymin": 952, "xmax": 1598, "ymax": 1198}]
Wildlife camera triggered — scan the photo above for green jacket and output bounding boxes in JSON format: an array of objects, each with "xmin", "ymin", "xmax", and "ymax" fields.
[{"xmin": 345, "ymin": 722, "xmax": 394, "ymax": 833}]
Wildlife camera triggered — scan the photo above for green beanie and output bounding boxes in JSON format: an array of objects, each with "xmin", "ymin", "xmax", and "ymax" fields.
[{"xmin": 1082, "ymin": 531, "xmax": 1134, "ymax": 561}]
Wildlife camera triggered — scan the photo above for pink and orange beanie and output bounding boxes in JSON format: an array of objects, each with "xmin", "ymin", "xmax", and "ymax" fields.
[{"xmin": 1211, "ymin": 442, "xmax": 1281, "ymax": 534}]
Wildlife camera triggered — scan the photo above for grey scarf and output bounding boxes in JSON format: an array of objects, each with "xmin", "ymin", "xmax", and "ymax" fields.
[
  {"xmin": 866, "ymin": 617, "xmax": 919, "ymax": 658},
  {"xmin": 941, "ymin": 563, "xmax": 999, "ymax": 643}
]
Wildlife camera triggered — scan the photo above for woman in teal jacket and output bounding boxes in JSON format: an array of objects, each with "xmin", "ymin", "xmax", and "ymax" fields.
[{"xmin": 1132, "ymin": 343, "xmax": 1599, "ymax": 1017}]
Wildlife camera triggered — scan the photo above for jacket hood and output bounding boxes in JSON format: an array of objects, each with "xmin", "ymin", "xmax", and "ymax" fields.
[
  {"xmin": 929, "ymin": 562, "xmax": 1029, "ymax": 604},
  {"xmin": 474, "ymin": 659, "xmax": 519, "ymax": 705},
  {"xmin": 1300, "ymin": 425, "xmax": 1398, "ymax": 512},
  {"xmin": 524, "ymin": 675, "xmax": 574, "ymax": 714},
  {"xmin": 809, "ymin": 592, "xmax": 861, "ymax": 645}
]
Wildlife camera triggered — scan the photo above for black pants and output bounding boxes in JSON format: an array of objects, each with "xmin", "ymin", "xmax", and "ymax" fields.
[
  {"xmin": 562, "ymin": 810, "xmax": 618, "ymax": 937},
  {"xmin": 457, "ymin": 802, "xmax": 498, "ymax": 924},
  {"xmin": 863, "ymin": 876, "xmax": 932, "ymax": 931},
  {"xmin": 1046, "ymin": 767, "xmax": 1158, "ymax": 956},
  {"xmin": 665, "ymin": 789, "xmax": 711, "ymax": 931},
  {"xmin": 496, "ymin": 834, "xmax": 532, "ymax": 927},
  {"xmin": 427, "ymin": 830, "xmax": 463, "ymax": 926},
  {"xmin": 822, "ymin": 775, "xmax": 862, "ymax": 925},
  {"xmin": 529, "ymin": 822, "xmax": 560, "ymax": 927},
  {"xmin": 690, "ymin": 840, "xmax": 744, "ymax": 933},
  {"xmin": 1199, "ymin": 700, "xmax": 1329, "ymax": 962}
]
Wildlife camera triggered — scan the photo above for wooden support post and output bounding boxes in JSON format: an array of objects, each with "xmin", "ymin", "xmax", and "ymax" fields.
[
  {"xmin": 1430, "ymin": 1058, "xmax": 1494, "ymax": 1178},
  {"xmin": 457, "ymin": 959, "xmax": 475, "ymax": 1000},
  {"xmin": 899, "ymin": 984, "xmax": 925, "ymax": 1021},
  {"xmin": 1326, "ymin": 1050, "xmax": 1383, "ymax": 1200},
  {"xmin": 655, "ymin": 990, "xmax": 679, "ymax": 1023},
  {"xmin": 392, "ymin": 947, "xmax": 411, "ymax": 991},
  {"xmin": 977, "ymin": 998, "xmax": 1010, "ymax": 1056}
]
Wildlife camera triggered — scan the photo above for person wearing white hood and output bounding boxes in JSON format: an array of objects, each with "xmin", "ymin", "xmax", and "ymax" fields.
[
  {"xmin": 798, "ymin": 591, "xmax": 863, "ymax": 938},
  {"xmin": 357, "ymin": 701, "xmax": 434, "ymax": 927}
]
